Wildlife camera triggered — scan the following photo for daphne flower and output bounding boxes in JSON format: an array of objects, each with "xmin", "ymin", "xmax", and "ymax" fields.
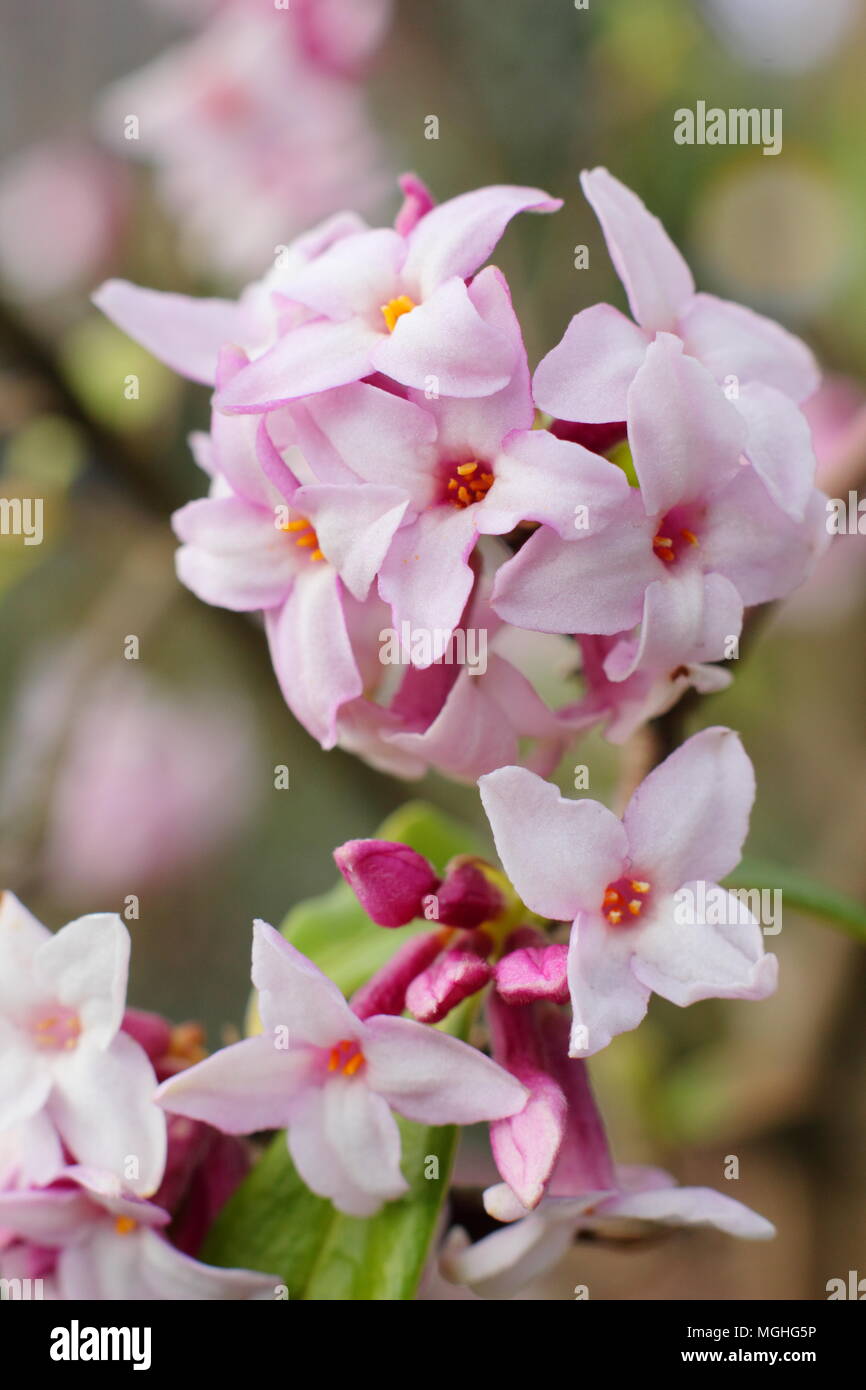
[
  {"xmin": 534, "ymin": 168, "xmax": 819, "ymax": 521},
  {"xmin": 442, "ymin": 1043, "xmax": 774, "ymax": 1299},
  {"xmin": 562, "ymin": 633, "xmax": 734, "ymax": 746},
  {"xmin": 495, "ymin": 333, "xmax": 826, "ymax": 674},
  {"xmin": 215, "ymin": 182, "xmax": 561, "ymax": 405},
  {"xmin": 290, "ymin": 270, "xmax": 628, "ymax": 654},
  {"xmin": 157, "ymin": 922, "xmax": 528, "ymax": 1217},
  {"xmin": 0, "ymin": 1167, "xmax": 277, "ymax": 1301},
  {"xmin": 479, "ymin": 728, "xmax": 778, "ymax": 1056},
  {"xmin": 0, "ymin": 894, "xmax": 165, "ymax": 1193}
]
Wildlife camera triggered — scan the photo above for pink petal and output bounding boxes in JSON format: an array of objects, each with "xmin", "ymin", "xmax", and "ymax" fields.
[
  {"xmin": 0, "ymin": 891, "xmax": 50, "ymax": 1014},
  {"xmin": 566, "ymin": 911, "xmax": 650, "ymax": 1056},
  {"xmin": 276, "ymin": 226, "xmax": 404, "ymax": 320},
  {"xmin": 627, "ymin": 333, "xmax": 746, "ymax": 516},
  {"xmin": 623, "ymin": 727, "xmax": 755, "ymax": 890},
  {"xmin": 252, "ymin": 921, "xmax": 360, "ymax": 1047},
  {"xmin": 362, "ymin": 1014, "xmax": 529, "ymax": 1125},
  {"xmin": 293, "ymin": 483, "xmax": 408, "ymax": 601},
  {"xmin": 50, "ymin": 1032, "xmax": 166, "ymax": 1196},
  {"xmin": 322, "ymin": 1078, "xmax": 408, "ymax": 1212},
  {"xmin": 265, "ymin": 565, "xmax": 363, "ymax": 748},
  {"xmin": 678, "ymin": 291, "xmax": 820, "ymax": 403},
  {"xmin": 440, "ymin": 1208, "xmax": 574, "ymax": 1299},
  {"xmin": 36, "ymin": 913, "xmax": 129, "ymax": 1048},
  {"xmin": 532, "ymin": 303, "xmax": 647, "ymax": 423},
  {"xmin": 736, "ymin": 381, "xmax": 816, "ymax": 521},
  {"xmin": 173, "ymin": 496, "xmax": 299, "ymax": 612},
  {"xmin": 92, "ymin": 279, "xmax": 241, "ymax": 385},
  {"xmin": 298, "ymin": 381, "xmax": 437, "ymax": 498},
  {"xmin": 156, "ymin": 1035, "xmax": 315, "ymax": 1134},
  {"xmin": 370, "ymin": 275, "xmax": 518, "ymax": 397},
  {"xmin": 487, "ymin": 992, "xmax": 568, "ymax": 1208},
  {"xmin": 700, "ymin": 469, "xmax": 828, "ymax": 606},
  {"xmin": 481, "ymin": 429, "xmax": 632, "ymax": 539},
  {"xmin": 478, "ymin": 766, "xmax": 628, "ymax": 922},
  {"xmin": 602, "ymin": 1183, "xmax": 775, "ymax": 1238},
  {"xmin": 403, "ymin": 184, "xmax": 561, "ymax": 297},
  {"xmin": 632, "ymin": 885, "xmax": 778, "ymax": 1006},
  {"xmin": 491, "ymin": 500, "xmax": 657, "ymax": 636},
  {"xmin": 216, "ymin": 316, "xmax": 380, "ymax": 412},
  {"xmin": 132, "ymin": 1225, "xmax": 279, "ymax": 1299},
  {"xmin": 377, "ymin": 507, "xmax": 478, "ymax": 661},
  {"xmin": 580, "ymin": 168, "xmax": 695, "ymax": 333}
]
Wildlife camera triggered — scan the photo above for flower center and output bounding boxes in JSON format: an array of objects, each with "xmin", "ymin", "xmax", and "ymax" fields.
[
  {"xmin": 380, "ymin": 295, "xmax": 416, "ymax": 333},
  {"xmin": 443, "ymin": 459, "xmax": 494, "ymax": 509},
  {"xmin": 652, "ymin": 507, "xmax": 701, "ymax": 566},
  {"xmin": 327, "ymin": 1038, "xmax": 365, "ymax": 1077},
  {"xmin": 601, "ymin": 876, "xmax": 651, "ymax": 927},
  {"xmin": 114, "ymin": 1216, "xmax": 138, "ymax": 1236},
  {"xmin": 282, "ymin": 515, "xmax": 324, "ymax": 562},
  {"xmin": 30, "ymin": 1007, "xmax": 82, "ymax": 1051}
]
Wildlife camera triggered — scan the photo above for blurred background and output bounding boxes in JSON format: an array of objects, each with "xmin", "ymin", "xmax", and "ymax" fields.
[{"xmin": 0, "ymin": 0, "xmax": 864, "ymax": 1299}]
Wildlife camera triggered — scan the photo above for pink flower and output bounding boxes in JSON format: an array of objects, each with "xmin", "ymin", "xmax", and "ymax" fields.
[
  {"xmin": 98, "ymin": 5, "xmax": 387, "ymax": 277},
  {"xmin": 442, "ymin": 1038, "xmax": 774, "ymax": 1299},
  {"xmin": 0, "ymin": 894, "xmax": 165, "ymax": 1194},
  {"xmin": 157, "ymin": 922, "xmax": 528, "ymax": 1217},
  {"xmin": 495, "ymin": 332, "xmax": 826, "ymax": 676},
  {"xmin": 535, "ymin": 168, "xmax": 820, "ymax": 521},
  {"xmin": 479, "ymin": 728, "xmax": 778, "ymax": 1056},
  {"xmin": 0, "ymin": 1167, "xmax": 276, "ymax": 1301},
  {"xmin": 332, "ymin": 563, "xmax": 582, "ymax": 783},
  {"xmin": 0, "ymin": 141, "xmax": 128, "ymax": 300},
  {"xmin": 0, "ymin": 646, "xmax": 258, "ymax": 896},
  {"xmin": 214, "ymin": 182, "xmax": 561, "ymax": 404},
  {"xmin": 562, "ymin": 633, "xmax": 734, "ymax": 746},
  {"xmin": 289, "ymin": 273, "xmax": 627, "ymax": 654}
]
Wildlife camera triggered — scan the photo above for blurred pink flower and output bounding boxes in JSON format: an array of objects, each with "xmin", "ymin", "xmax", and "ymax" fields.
[
  {"xmin": 0, "ymin": 142, "xmax": 129, "ymax": 299},
  {"xmin": 98, "ymin": 4, "xmax": 389, "ymax": 276},
  {"xmin": 0, "ymin": 650, "xmax": 260, "ymax": 896}
]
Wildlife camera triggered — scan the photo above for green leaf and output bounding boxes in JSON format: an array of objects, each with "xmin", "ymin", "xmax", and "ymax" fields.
[
  {"xmin": 726, "ymin": 858, "xmax": 866, "ymax": 943},
  {"xmin": 201, "ymin": 802, "xmax": 479, "ymax": 1300}
]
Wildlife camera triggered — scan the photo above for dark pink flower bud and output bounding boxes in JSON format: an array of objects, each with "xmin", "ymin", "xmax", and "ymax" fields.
[
  {"xmin": 406, "ymin": 929, "xmax": 493, "ymax": 1024},
  {"xmin": 351, "ymin": 931, "xmax": 447, "ymax": 1020},
  {"xmin": 495, "ymin": 942, "xmax": 569, "ymax": 1005},
  {"xmin": 433, "ymin": 860, "xmax": 505, "ymax": 929},
  {"xmin": 334, "ymin": 839, "xmax": 440, "ymax": 926}
]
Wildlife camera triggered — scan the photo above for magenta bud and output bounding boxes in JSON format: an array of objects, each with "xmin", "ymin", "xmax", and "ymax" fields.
[
  {"xmin": 433, "ymin": 861, "xmax": 504, "ymax": 929},
  {"xmin": 406, "ymin": 930, "xmax": 493, "ymax": 1024},
  {"xmin": 334, "ymin": 839, "xmax": 440, "ymax": 927}
]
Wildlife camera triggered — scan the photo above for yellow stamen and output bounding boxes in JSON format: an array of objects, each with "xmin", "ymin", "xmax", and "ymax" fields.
[
  {"xmin": 284, "ymin": 519, "xmax": 309, "ymax": 532},
  {"xmin": 310, "ymin": 548, "xmax": 325, "ymax": 562},
  {"xmin": 628, "ymin": 900, "xmax": 642, "ymax": 915},
  {"xmin": 456, "ymin": 462, "xmax": 478, "ymax": 476},
  {"xmin": 115, "ymin": 1216, "xmax": 138, "ymax": 1236},
  {"xmin": 681, "ymin": 528, "xmax": 699, "ymax": 546},
  {"xmin": 343, "ymin": 1053, "xmax": 364, "ymax": 1077},
  {"xmin": 607, "ymin": 909, "xmax": 623, "ymax": 925},
  {"xmin": 380, "ymin": 295, "xmax": 416, "ymax": 333},
  {"xmin": 630, "ymin": 880, "xmax": 650, "ymax": 894}
]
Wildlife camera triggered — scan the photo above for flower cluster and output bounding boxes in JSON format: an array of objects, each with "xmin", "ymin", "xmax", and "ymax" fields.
[
  {"xmin": 94, "ymin": 168, "xmax": 826, "ymax": 781},
  {"xmin": 0, "ymin": 893, "xmax": 277, "ymax": 1299},
  {"xmin": 150, "ymin": 726, "xmax": 777, "ymax": 1295}
]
